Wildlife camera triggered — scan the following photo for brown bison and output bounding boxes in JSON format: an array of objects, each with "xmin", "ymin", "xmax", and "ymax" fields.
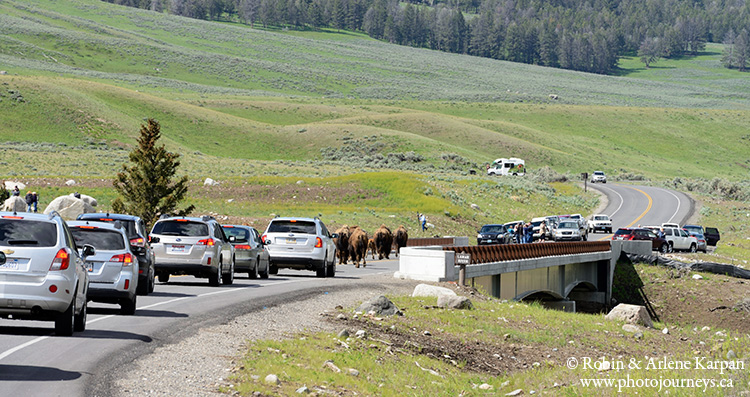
[
  {"xmin": 394, "ymin": 225, "xmax": 408, "ymax": 257},
  {"xmin": 348, "ymin": 226, "xmax": 368, "ymax": 268},
  {"xmin": 333, "ymin": 225, "xmax": 351, "ymax": 265},
  {"xmin": 367, "ymin": 237, "xmax": 377, "ymax": 260},
  {"xmin": 374, "ymin": 224, "xmax": 394, "ymax": 260}
]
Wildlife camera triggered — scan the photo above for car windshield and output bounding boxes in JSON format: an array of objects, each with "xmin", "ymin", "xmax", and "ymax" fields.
[
  {"xmin": 594, "ymin": 172, "xmax": 604, "ymax": 175},
  {"xmin": 71, "ymin": 228, "xmax": 126, "ymax": 250},
  {"xmin": 268, "ymin": 220, "xmax": 317, "ymax": 234},
  {"xmin": 594, "ymin": 216, "xmax": 609, "ymax": 221},
  {"xmin": 558, "ymin": 222, "xmax": 578, "ymax": 229},
  {"xmin": 152, "ymin": 220, "xmax": 209, "ymax": 237},
  {"xmin": 0, "ymin": 219, "xmax": 58, "ymax": 247},
  {"xmin": 223, "ymin": 226, "xmax": 250, "ymax": 242},
  {"xmin": 480, "ymin": 225, "xmax": 504, "ymax": 234}
]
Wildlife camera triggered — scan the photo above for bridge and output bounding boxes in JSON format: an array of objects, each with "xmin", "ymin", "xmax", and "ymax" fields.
[{"xmin": 395, "ymin": 240, "xmax": 652, "ymax": 312}]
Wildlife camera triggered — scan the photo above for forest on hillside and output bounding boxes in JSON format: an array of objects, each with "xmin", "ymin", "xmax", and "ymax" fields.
[{"xmin": 107, "ymin": 0, "xmax": 750, "ymax": 74}]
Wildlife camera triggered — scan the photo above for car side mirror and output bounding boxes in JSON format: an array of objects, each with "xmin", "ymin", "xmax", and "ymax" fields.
[
  {"xmin": 0, "ymin": 251, "xmax": 5, "ymax": 265},
  {"xmin": 82, "ymin": 244, "xmax": 96, "ymax": 257},
  {"xmin": 149, "ymin": 236, "xmax": 160, "ymax": 244},
  {"xmin": 229, "ymin": 236, "xmax": 236, "ymax": 243}
]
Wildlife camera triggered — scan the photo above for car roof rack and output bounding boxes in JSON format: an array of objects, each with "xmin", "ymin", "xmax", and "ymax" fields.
[
  {"xmin": 201, "ymin": 215, "xmax": 215, "ymax": 222},
  {"xmin": 48, "ymin": 210, "xmax": 61, "ymax": 220}
]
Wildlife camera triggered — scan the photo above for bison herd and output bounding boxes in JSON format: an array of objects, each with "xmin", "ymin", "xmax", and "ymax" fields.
[{"xmin": 333, "ymin": 224, "xmax": 408, "ymax": 268}]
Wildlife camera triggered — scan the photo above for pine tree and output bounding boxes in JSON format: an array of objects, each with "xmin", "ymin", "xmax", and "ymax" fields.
[{"xmin": 112, "ymin": 119, "xmax": 194, "ymax": 229}]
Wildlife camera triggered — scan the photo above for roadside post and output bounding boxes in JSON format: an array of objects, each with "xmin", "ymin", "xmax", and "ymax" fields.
[
  {"xmin": 456, "ymin": 252, "xmax": 471, "ymax": 286},
  {"xmin": 582, "ymin": 172, "xmax": 588, "ymax": 192}
]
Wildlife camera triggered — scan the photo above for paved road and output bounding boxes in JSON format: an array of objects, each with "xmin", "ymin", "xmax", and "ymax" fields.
[
  {"xmin": 587, "ymin": 182, "xmax": 694, "ymax": 240},
  {"xmin": 0, "ymin": 260, "xmax": 399, "ymax": 396}
]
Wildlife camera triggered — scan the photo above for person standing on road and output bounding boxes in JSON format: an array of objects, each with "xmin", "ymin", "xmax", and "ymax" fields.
[
  {"xmin": 539, "ymin": 221, "xmax": 547, "ymax": 242},
  {"xmin": 524, "ymin": 222, "xmax": 533, "ymax": 243},
  {"xmin": 31, "ymin": 191, "xmax": 38, "ymax": 213},
  {"xmin": 658, "ymin": 227, "xmax": 665, "ymax": 239},
  {"xmin": 419, "ymin": 213, "xmax": 427, "ymax": 232},
  {"xmin": 514, "ymin": 223, "xmax": 522, "ymax": 244},
  {"xmin": 25, "ymin": 191, "xmax": 34, "ymax": 212}
]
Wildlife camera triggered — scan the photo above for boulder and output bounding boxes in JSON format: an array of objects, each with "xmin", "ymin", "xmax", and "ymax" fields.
[
  {"xmin": 437, "ymin": 295, "xmax": 473, "ymax": 310},
  {"xmin": 4, "ymin": 181, "xmax": 26, "ymax": 190},
  {"xmin": 2, "ymin": 196, "xmax": 27, "ymax": 212},
  {"xmin": 44, "ymin": 195, "xmax": 95, "ymax": 220},
  {"xmin": 470, "ymin": 203, "xmax": 480, "ymax": 211},
  {"xmin": 605, "ymin": 303, "xmax": 654, "ymax": 328},
  {"xmin": 412, "ymin": 284, "xmax": 457, "ymax": 298},
  {"xmin": 65, "ymin": 180, "xmax": 76, "ymax": 186},
  {"xmin": 69, "ymin": 193, "xmax": 98, "ymax": 207},
  {"xmin": 356, "ymin": 295, "xmax": 402, "ymax": 316},
  {"xmin": 204, "ymin": 178, "xmax": 219, "ymax": 186}
]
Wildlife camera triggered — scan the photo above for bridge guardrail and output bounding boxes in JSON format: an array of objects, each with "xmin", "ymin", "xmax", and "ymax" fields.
[{"xmin": 443, "ymin": 241, "xmax": 611, "ymax": 264}]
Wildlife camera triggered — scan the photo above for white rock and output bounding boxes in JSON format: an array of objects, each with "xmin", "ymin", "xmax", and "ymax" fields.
[
  {"xmin": 296, "ymin": 386, "xmax": 309, "ymax": 394},
  {"xmin": 662, "ymin": 327, "xmax": 669, "ymax": 334},
  {"xmin": 44, "ymin": 195, "xmax": 95, "ymax": 220},
  {"xmin": 437, "ymin": 295, "xmax": 473, "ymax": 310},
  {"xmin": 264, "ymin": 374, "xmax": 280, "ymax": 385},
  {"xmin": 622, "ymin": 324, "xmax": 640, "ymax": 333},
  {"xmin": 355, "ymin": 330, "xmax": 367, "ymax": 339},
  {"xmin": 692, "ymin": 274, "xmax": 703, "ymax": 280},
  {"xmin": 4, "ymin": 181, "xmax": 26, "ymax": 190},
  {"xmin": 348, "ymin": 368, "xmax": 360, "ymax": 376},
  {"xmin": 412, "ymin": 284, "xmax": 457, "ymax": 298},
  {"xmin": 701, "ymin": 326, "xmax": 711, "ymax": 332},
  {"xmin": 69, "ymin": 193, "xmax": 97, "ymax": 207},
  {"xmin": 506, "ymin": 389, "xmax": 523, "ymax": 396},
  {"xmin": 203, "ymin": 178, "xmax": 219, "ymax": 186},
  {"xmin": 65, "ymin": 179, "xmax": 76, "ymax": 186},
  {"xmin": 605, "ymin": 303, "xmax": 654, "ymax": 328},
  {"xmin": 478, "ymin": 383, "xmax": 493, "ymax": 390},
  {"xmin": 2, "ymin": 196, "xmax": 26, "ymax": 212},
  {"xmin": 470, "ymin": 203, "xmax": 480, "ymax": 210}
]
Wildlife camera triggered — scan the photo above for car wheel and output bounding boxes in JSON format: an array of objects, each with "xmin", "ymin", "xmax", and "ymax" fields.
[
  {"xmin": 222, "ymin": 258, "xmax": 234, "ymax": 285},
  {"xmin": 659, "ymin": 243, "xmax": 669, "ymax": 254},
  {"xmin": 259, "ymin": 259, "xmax": 269, "ymax": 279},
  {"xmin": 249, "ymin": 258, "xmax": 259, "ymax": 279},
  {"xmin": 668, "ymin": 242, "xmax": 674, "ymax": 253},
  {"xmin": 55, "ymin": 298, "xmax": 75, "ymax": 336},
  {"xmin": 158, "ymin": 272, "xmax": 170, "ymax": 283},
  {"xmin": 327, "ymin": 256, "xmax": 336, "ymax": 278},
  {"xmin": 702, "ymin": 249, "xmax": 707, "ymax": 253},
  {"xmin": 74, "ymin": 298, "xmax": 87, "ymax": 332},
  {"xmin": 121, "ymin": 294, "xmax": 137, "ymax": 315},
  {"xmin": 316, "ymin": 261, "xmax": 327, "ymax": 278},
  {"xmin": 689, "ymin": 244, "xmax": 697, "ymax": 253},
  {"xmin": 209, "ymin": 262, "xmax": 222, "ymax": 286},
  {"xmin": 269, "ymin": 264, "xmax": 278, "ymax": 275}
]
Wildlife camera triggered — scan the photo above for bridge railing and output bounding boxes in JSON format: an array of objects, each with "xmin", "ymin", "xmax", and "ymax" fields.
[
  {"xmin": 443, "ymin": 241, "xmax": 611, "ymax": 264},
  {"xmin": 406, "ymin": 237, "xmax": 463, "ymax": 247}
]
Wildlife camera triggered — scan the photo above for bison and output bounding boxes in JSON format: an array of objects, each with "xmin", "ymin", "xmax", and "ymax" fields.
[
  {"xmin": 333, "ymin": 225, "xmax": 351, "ymax": 265},
  {"xmin": 374, "ymin": 224, "xmax": 394, "ymax": 260},
  {"xmin": 348, "ymin": 226, "xmax": 368, "ymax": 268},
  {"xmin": 367, "ymin": 237, "xmax": 377, "ymax": 260},
  {"xmin": 394, "ymin": 225, "xmax": 408, "ymax": 257}
]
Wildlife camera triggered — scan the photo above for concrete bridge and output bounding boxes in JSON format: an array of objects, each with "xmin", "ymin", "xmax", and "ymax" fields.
[{"xmin": 395, "ymin": 240, "xmax": 651, "ymax": 311}]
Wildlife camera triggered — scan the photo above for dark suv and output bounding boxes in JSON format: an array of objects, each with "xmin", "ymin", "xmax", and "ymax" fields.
[
  {"xmin": 612, "ymin": 227, "xmax": 669, "ymax": 253},
  {"xmin": 78, "ymin": 213, "xmax": 156, "ymax": 295},
  {"xmin": 476, "ymin": 224, "xmax": 511, "ymax": 245}
]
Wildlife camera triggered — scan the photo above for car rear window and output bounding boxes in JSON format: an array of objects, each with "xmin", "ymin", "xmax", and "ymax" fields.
[
  {"xmin": 71, "ymin": 228, "xmax": 126, "ymax": 250},
  {"xmin": 83, "ymin": 217, "xmax": 137, "ymax": 237},
  {"xmin": 613, "ymin": 229, "xmax": 631, "ymax": 236},
  {"xmin": 222, "ymin": 226, "xmax": 250, "ymax": 242},
  {"xmin": 268, "ymin": 220, "xmax": 317, "ymax": 234},
  {"xmin": 0, "ymin": 219, "xmax": 58, "ymax": 247},
  {"xmin": 152, "ymin": 220, "xmax": 209, "ymax": 237}
]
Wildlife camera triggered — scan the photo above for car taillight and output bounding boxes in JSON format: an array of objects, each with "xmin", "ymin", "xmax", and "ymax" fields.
[
  {"xmin": 50, "ymin": 248, "xmax": 70, "ymax": 271},
  {"xmin": 235, "ymin": 244, "xmax": 252, "ymax": 250},
  {"xmin": 110, "ymin": 253, "xmax": 133, "ymax": 266},
  {"xmin": 197, "ymin": 238, "xmax": 215, "ymax": 246},
  {"xmin": 315, "ymin": 237, "xmax": 323, "ymax": 248},
  {"xmin": 261, "ymin": 235, "xmax": 267, "ymax": 243},
  {"xmin": 130, "ymin": 237, "xmax": 146, "ymax": 247},
  {"xmin": 627, "ymin": 235, "xmax": 636, "ymax": 240}
]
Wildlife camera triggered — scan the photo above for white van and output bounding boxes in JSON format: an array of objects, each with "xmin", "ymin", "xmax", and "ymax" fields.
[{"xmin": 487, "ymin": 158, "xmax": 525, "ymax": 176}]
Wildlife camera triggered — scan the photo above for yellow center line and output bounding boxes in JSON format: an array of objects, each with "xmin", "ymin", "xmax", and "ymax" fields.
[{"xmin": 596, "ymin": 186, "xmax": 653, "ymax": 241}]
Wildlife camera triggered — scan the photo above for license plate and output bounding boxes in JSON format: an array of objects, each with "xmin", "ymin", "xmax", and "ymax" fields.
[
  {"xmin": 86, "ymin": 262, "xmax": 94, "ymax": 272},
  {"xmin": 286, "ymin": 238, "xmax": 297, "ymax": 244},
  {"xmin": 170, "ymin": 245, "xmax": 186, "ymax": 253},
  {"xmin": 0, "ymin": 260, "xmax": 19, "ymax": 270}
]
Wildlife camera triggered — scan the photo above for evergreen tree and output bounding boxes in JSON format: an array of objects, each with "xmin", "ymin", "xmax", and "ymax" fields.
[{"xmin": 112, "ymin": 119, "xmax": 194, "ymax": 229}]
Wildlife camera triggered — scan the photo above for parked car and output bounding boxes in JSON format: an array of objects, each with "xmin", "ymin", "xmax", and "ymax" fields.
[
  {"xmin": 703, "ymin": 227, "xmax": 721, "ymax": 246},
  {"xmin": 68, "ymin": 221, "xmax": 139, "ymax": 315},
  {"xmin": 150, "ymin": 216, "xmax": 235, "ymax": 286},
  {"xmin": 591, "ymin": 171, "xmax": 607, "ymax": 183},
  {"xmin": 0, "ymin": 211, "xmax": 93, "ymax": 335},
  {"xmin": 646, "ymin": 226, "xmax": 697, "ymax": 252},
  {"xmin": 531, "ymin": 217, "xmax": 549, "ymax": 241},
  {"xmin": 261, "ymin": 217, "xmax": 337, "ymax": 278},
  {"xmin": 552, "ymin": 220, "xmax": 584, "ymax": 241},
  {"xmin": 587, "ymin": 214, "xmax": 613, "ymax": 234},
  {"xmin": 612, "ymin": 227, "xmax": 669, "ymax": 253},
  {"xmin": 661, "ymin": 222, "xmax": 680, "ymax": 229},
  {"xmin": 222, "ymin": 224, "xmax": 270, "ymax": 279},
  {"xmin": 477, "ymin": 224, "xmax": 512, "ymax": 245},
  {"xmin": 77, "ymin": 213, "xmax": 155, "ymax": 296},
  {"xmin": 683, "ymin": 229, "xmax": 708, "ymax": 253}
]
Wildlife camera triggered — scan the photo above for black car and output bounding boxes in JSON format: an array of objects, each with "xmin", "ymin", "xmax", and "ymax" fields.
[
  {"xmin": 477, "ymin": 224, "xmax": 512, "ymax": 245},
  {"xmin": 703, "ymin": 227, "xmax": 721, "ymax": 246},
  {"xmin": 77, "ymin": 213, "xmax": 156, "ymax": 295}
]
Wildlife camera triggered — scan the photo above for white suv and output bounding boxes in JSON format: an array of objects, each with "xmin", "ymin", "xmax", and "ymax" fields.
[
  {"xmin": 591, "ymin": 171, "xmax": 607, "ymax": 183},
  {"xmin": 150, "ymin": 216, "xmax": 235, "ymax": 286},
  {"xmin": 0, "ymin": 211, "xmax": 93, "ymax": 335},
  {"xmin": 588, "ymin": 214, "xmax": 613, "ymax": 234},
  {"xmin": 262, "ymin": 217, "xmax": 337, "ymax": 278}
]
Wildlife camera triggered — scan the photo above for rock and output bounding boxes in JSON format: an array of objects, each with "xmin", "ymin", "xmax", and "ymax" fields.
[
  {"xmin": 204, "ymin": 178, "xmax": 219, "ymax": 186},
  {"xmin": 549, "ymin": 94, "xmax": 559, "ymax": 100},
  {"xmin": 69, "ymin": 193, "xmax": 97, "ymax": 207},
  {"xmin": 701, "ymin": 326, "xmax": 711, "ymax": 332},
  {"xmin": 727, "ymin": 350, "xmax": 737, "ymax": 359},
  {"xmin": 0, "ymin": 71, "xmax": 7, "ymax": 75},
  {"xmin": 296, "ymin": 386, "xmax": 309, "ymax": 394},
  {"xmin": 692, "ymin": 274, "xmax": 703, "ymax": 280},
  {"xmin": 264, "ymin": 374, "xmax": 280, "ymax": 385},
  {"xmin": 65, "ymin": 179, "xmax": 76, "ymax": 186},
  {"xmin": 478, "ymin": 383, "xmax": 493, "ymax": 390},
  {"xmin": 44, "ymin": 195, "xmax": 95, "ymax": 219},
  {"xmin": 337, "ymin": 329, "xmax": 349, "ymax": 338},
  {"xmin": 662, "ymin": 327, "xmax": 669, "ymax": 334},
  {"xmin": 735, "ymin": 298, "xmax": 750, "ymax": 312},
  {"xmin": 470, "ymin": 203, "xmax": 481, "ymax": 211},
  {"xmin": 4, "ymin": 181, "xmax": 26, "ymax": 190},
  {"xmin": 437, "ymin": 295, "xmax": 473, "ymax": 310},
  {"xmin": 412, "ymin": 284, "xmax": 457, "ymax": 298},
  {"xmin": 323, "ymin": 360, "xmax": 341, "ymax": 373},
  {"xmin": 634, "ymin": 331, "xmax": 643, "ymax": 339},
  {"xmin": 506, "ymin": 389, "xmax": 523, "ymax": 396},
  {"xmin": 336, "ymin": 313, "xmax": 347, "ymax": 320},
  {"xmin": 348, "ymin": 368, "xmax": 360, "ymax": 376},
  {"xmin": 715, "ymin": 331, "xmax": 727, "ymax": 337},
  {"xmin": 2, "ymin": 196, "xmax": 26, "ymax": 212},
  {"xmin": 356, "ymin": 295, "xmax": 402, "ymax": 316},
  {"xmin": 296, "ymin": 180, "xmax": 304, "ymax": 184},
  {"xmin": 605, "ymin": 304, "xmax": 654, "ymax": 328},
  {"xmin": 622, "ymin": 324, "xmax": 640, "ymax": 333},
  {"xmin": 355, "ymin": 330, "xmax": 367, "ymax": 339}
]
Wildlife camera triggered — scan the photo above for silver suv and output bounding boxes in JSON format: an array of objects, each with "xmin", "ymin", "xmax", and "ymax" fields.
[
  {"xmin": 150, "ymin": 216, "xmax": 235, "ymax": 286},
  {"xmin": 261, "ymin": 217, "xmax": 337, "ymax": 278},
  {"xmin": 0, "ymin": 211, "xmax": 93, "ymax": 335}
]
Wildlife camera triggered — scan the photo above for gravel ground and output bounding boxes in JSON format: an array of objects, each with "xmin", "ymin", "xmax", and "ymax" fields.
[{"xmin": 113, "ymin": 274, "xmax": 420, "ymax": 396}]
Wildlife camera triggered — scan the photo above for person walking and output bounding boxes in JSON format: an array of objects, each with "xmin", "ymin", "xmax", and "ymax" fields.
[
  {"xmin": 419, "ymin": 213, "xmax": 427, "ymax": 232},
  {"xmin": 514, "ymin": 222, "xmax": 522, "ymax": 244},
  {"xmin": 25, "ymin": 191, "xmax": 34, "ymax": 212},
  {"xmin": 539, "ymin": 221, "xmax": 547, "ymax": 242},
  {"xmin": 31, "ymin": 191, "xmax": 38, "ymax": 213}
]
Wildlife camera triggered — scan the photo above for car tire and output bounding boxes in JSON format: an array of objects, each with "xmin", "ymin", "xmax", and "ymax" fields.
[
  {"xmin": 659, "ymin": 243, "xmax": 669, "ymax": 254},
  {"xmin": 249, "ymin": 258, "xmax": 259, "ymax": 279},
  {"xmin": 316, "ymin": 261, "xmax": 327, "ymax": 278},
  {"xmin": 259, "ymin": 260, "xmax": 269, "ymax": 279},
  {"xmin": 74, "ymin": 298, "xmax": 87, "ymax": 332},
  {"xmin": 222, "ymin": 259, "xmax": 234, "ymax": 285},
  {"xmin": 209, "ymin": 262, "xmax": 222, "ymax": 286},
  {"xmin": 269, "ymin": 264, "xmax": 278, "ymax": 275},
  {"xmin": 668, "ymin": 242, "xmax": 674, "ymax": 253},
  {"xmin": 326, "ymin": 256, "xmax": 336, "ymax": 278},
  {"xmin": 55, "ymin": 298, "xmax": 75, "ymax": 336},
  {"xmin": 121, "ymin": 294, "xmax": 137, "ymax": 315},
  {"xmin": 689, "ymin": 244, "xmax": 697, "ymax": 253},
  {"xmin": 158, "ymin": 272, "xmax": 170, "ymax": 283}
]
